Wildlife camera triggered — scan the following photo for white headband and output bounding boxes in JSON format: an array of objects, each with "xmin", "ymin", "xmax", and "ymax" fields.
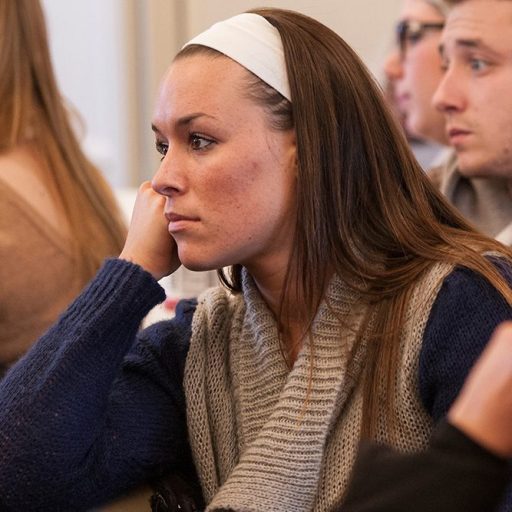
[{"xmin": 183, "ymin": 13, "xmax": 292, "ymax": 102}]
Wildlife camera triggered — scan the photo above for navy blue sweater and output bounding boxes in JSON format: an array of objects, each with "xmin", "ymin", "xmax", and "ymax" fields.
[{"xmin": 0, "ymin": 258, "xmax": 510, "ymax": 511}]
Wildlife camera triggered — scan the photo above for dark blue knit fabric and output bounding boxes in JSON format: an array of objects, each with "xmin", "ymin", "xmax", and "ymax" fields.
[
  {"xmin": 0, "ymin": 258, "xmax": 510, "ymax": 511},
  {"xmin": 0, "ymin": 259, "xmax": 194, "ymax": 511},
  {"xmin": 420, "ymin": 261, "xmax": 512, "ymax": 421},
  {"xmin": 420, "ymin": 260, "xmax": 512, "ymax": 512}
]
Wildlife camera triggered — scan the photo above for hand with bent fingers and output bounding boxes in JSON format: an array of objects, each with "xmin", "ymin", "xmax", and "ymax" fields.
[
  {"xmin": 449, "ymin": 321, "xmax": 512, "ymax": 459},
  {"xmin": 119, "ymin": 181, "xmax": 181, "ymax": 280}
]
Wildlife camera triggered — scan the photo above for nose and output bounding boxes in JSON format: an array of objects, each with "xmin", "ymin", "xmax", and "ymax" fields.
[
  {"xmin": 432, "ymin": 66, "xmax": 465, "ymax": 115},
  {"xmin": 383, "ymin": 47, "xmax": 403, "ymax": 81},
  {"xmin": 151, "ymin": 148, "xmax": 185, "ymax": 198}
]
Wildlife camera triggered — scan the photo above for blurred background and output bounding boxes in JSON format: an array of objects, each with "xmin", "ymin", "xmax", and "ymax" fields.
[{"xmin": 41, "ymin": 0, "xmax": 403, "ymax": 191}]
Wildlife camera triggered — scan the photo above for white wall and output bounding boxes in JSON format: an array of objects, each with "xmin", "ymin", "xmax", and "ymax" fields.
[
  {"xmin": 41, "ymin": 0, "xmax": 137, "ymax": 187},
  {"xmin": 40, "ymin": 0, "xmax": 402, "ymax": 187},
  {"xmin": 182, "ymin": 0, "xmax": 401, "ymax": 79}
]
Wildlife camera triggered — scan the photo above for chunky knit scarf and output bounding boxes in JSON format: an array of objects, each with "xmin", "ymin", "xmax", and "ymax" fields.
[{"xmin": 184, "ymin": 263, "xmax": 452, "ymax": 512}]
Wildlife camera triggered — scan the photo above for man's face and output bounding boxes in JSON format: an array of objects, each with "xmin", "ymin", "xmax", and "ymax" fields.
[{"xmin": 433, "ymin": 0, "xmax": 512, "ymax": 178}]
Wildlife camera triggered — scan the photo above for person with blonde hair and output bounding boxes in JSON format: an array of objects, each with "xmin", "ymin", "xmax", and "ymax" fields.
[
  {"xmin": 0, "ymin": 0, "xmax": 126, "ymax": 376},
  {"xmin": 0, "ymin": 7, "xmax": 511, "ymax": 511},
  {"xmin": 384, "ymin": 0, "xmax": 448, "ymax": 146}
]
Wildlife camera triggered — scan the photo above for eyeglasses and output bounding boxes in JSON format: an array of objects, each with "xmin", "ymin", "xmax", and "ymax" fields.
[{"xmin": 396, "ymin": 20, "xmax": 444, "ymax": 58}]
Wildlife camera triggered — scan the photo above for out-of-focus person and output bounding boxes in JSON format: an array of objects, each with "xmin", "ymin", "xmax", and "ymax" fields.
[
  {"xmin": 383, "ymin": 0, "xmax": 448, "ymax": 170},
  {"xmin": 0, "ymin": 0, "xmax": 126, "ymax": 377}
]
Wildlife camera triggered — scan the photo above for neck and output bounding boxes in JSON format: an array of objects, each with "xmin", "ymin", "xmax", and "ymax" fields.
[
  {"xmin": 251, "ymin": 269, "xmax": 285, "ymax": 318},
  {"xmin": 248, "ymin": 261, "xmax": 305, "ymax": 360}
]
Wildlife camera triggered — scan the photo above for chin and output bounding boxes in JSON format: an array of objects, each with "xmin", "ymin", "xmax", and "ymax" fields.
[
  {"xmin": 177, "ymin": 242, "xmax": 242, "ymax": 273},
  {"xmin": 456, "ymin": 157, "xmax": 494, "ymax": 179},
  {"xmin": 178, "ymin": 250, "xmax": 223, "ymax": 272},
  {"xmin": 406, "ymin": 120, "xmax": 424, "ymax": 141},
  {"xmin": 181, "ymin": 261, "xmax": 218, "ymax": 272}
]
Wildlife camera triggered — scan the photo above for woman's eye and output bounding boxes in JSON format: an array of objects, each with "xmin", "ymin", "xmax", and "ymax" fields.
[
  {"xmin": 189, "ymin": 134, "xmax": 215, "ymax": 151},
  {"xmin": 155, "ymin": 141, "xmax": 168, "ymax": 159},
  {"xmin": 404, "ymin": 27, "xmax": 426, "ymax": 46},
  {"xmin": 470, "ymin": 58, "xmax": 488, "ymax": 72},
  {"xmin": 406, "ymin": 32, "xmax": 422, "ymax": 44}
]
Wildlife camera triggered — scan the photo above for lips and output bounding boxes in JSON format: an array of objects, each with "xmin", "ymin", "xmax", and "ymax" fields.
[
  {"xmin": 166, "ymin": 212, "xmax": 194, "ymax": 222},
  {"xmin": 164, "ymin": 211, "xmax": 199, "ymax": 232},
  {"xmin": 447, "ymin": 127, "xmax": 471, "ymax": 145}
]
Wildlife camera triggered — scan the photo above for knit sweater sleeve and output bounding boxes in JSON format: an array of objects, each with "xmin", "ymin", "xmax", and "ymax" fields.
[
  {"xmin": 419, "ymin": 262, "xmax": 512, "ymax": 420},
  {"xmin": 419, "ymin": 261, "xmax": 512, "ymax": 512},
  {"xmin": 0, "ymin": 258, "xmax": 197, "ymax": 512}
]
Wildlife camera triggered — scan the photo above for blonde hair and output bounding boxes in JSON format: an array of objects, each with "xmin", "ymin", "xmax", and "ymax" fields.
[
  {"xmin": 424, "ymin": 0, "xmax": 450, "ymax": 16},
  {"xmin": 0, "ymin": 0, "xmax": 126, "ymax": 280}
]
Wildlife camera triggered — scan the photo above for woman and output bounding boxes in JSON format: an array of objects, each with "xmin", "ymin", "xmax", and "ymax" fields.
[
  {"xmin": 383, "ymin": 0, "xmax": 448, "ymax": 145},
  {"xmin": 0, "ymin": 0, "xmax": 126, "ymax": 376},
  {"xmin": 0, "ymin": 8, "xmax": 511, "ymax": 512}
]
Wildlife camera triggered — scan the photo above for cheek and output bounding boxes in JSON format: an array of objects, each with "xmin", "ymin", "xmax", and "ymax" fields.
[
  {"xmin": 404, "ymin": 60, "xmax": 423, "ymax": 94},
  {"xmin": 199, "ymin": 160, "xmax": 260, "ymax": 217},
  {"xmin": 411, "ymin": 67, "xmax": 437, "ymax": 107},
  {"xmin": 410, "ymin": 45, "xmax": 439, "ymax": 79},
  {"xmin": 490, "ymin": 113, "xmax": 512, "ymax": 150},
  {"xmin": 488, "ymin": 88, "xmax": 512, "ymax": 130}
]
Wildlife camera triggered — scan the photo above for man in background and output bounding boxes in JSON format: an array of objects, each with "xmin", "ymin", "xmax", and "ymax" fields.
[{"xmin": 432, "ymin": 0, "xmax": 512, "ymax": 243}]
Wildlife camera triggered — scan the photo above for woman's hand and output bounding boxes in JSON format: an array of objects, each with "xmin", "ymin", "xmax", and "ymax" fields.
[
  {"xmin": 448, "ymin": 321, "xmax": 512, "ymax": 458},
  {"xmin": 119, "ymin": 181, "xmax": 180, "ymax": 280}
]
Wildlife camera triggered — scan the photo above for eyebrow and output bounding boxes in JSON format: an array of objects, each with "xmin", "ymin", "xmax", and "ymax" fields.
[
  {"xmin": 439, "ymin": 38, "xmax": 501, "ymax": 59},
  {"xmin": 151, "ymin": 112, "xmax": 217, "ymax": 134}
]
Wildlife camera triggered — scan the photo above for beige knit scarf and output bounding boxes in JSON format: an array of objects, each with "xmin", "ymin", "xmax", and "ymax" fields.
[
  {"xmin": 184, "ymin": 264, "xmax": 452, "ymax": 511},
  {"xmin": 439, "ymin": 155, "xmax": 512, "ymax": 241}
]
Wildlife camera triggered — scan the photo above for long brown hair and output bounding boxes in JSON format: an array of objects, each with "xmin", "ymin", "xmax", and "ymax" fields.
[
  {"xmin": 0, "ymin": 0, "xmax": 126, "ymax": 281},
  {"xmin": 176, "ymin": 8, "xmax": 512, "ymax": 437}
]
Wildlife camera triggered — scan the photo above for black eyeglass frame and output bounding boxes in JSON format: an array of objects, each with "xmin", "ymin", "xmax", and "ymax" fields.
[{"xmin": 395, "ymin": 20, "xmax": 445, "ymax": 58}]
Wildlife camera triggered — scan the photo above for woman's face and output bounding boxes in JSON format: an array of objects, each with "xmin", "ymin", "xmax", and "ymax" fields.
[
  {"xmin": 383, "ymin": 0, "xmax": 447, "ymax": 144},
  {"xmin": 151, "ymin": 54, "xmax": 297, "ymax": 276}
]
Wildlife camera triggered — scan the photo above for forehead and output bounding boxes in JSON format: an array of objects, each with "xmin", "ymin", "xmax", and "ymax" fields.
[
  {"xmin": 399, "ymin": 0, "xmax": 445, "ymax": 20},
  {"xmin": 442, "ymin": 0, "xmax": 512, "ymax": 53},
  {"xmin": 153, "ymin": 53, "xmax": 253, "ymax": 124}
]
